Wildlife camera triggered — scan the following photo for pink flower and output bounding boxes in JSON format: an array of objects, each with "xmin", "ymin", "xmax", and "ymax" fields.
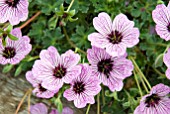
[
  {"xmin": 32, "ymin": 46, "xmax": 81, "ymax": 91},
  {"xmin": 0, "ymin": 28, "xmax": 32, "ymax": 65},
  {"xmin": 26, "ymin": 71, "xmax": 57, "ymax": 98},
  {"xmin": 163, "ymin": 48, "xmax": 170, "ymax": 80},
  {"xmin": 63, "ymin": 64, "xmax": 101, "ymax": 108},
  {"xmin": 152, "ymin": 2, "xmax": 170, "ymax": 41},
  {"xmin": 88, "ymin": 12, "xmax": 139, "ymax": 57},
  {"xmin": 30, "ymin": 103, "xmax": 48, "ymax": 114},
  {"xmin": 30, "ymin": 103, "xmax": 73, "ymax": 114},
  {"xmin": 134, "ymin": 83, "xmax": 170, "ymax": 114},
  {"xmin": 0, "ymin": 0, "xmax": 29, "ymax": 25},
  {"xmin": 87, "ymin": 46, "xmax": 133, "ymax": 92},
  {"xmin": 50, "ymin": 107, "xmax": 74, "ymax": 114}
]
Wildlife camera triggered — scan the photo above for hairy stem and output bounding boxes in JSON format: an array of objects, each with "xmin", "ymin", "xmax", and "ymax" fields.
[
  {"xmin": 97, "ymin": 93, "xmax": 100, "ymax": 114},
  {"xmin": 67, "ymin": 0, "xmax": 74, "ymax": 12},
  {"xmin": 102, "ymin": 86, "xmax": 107, "ymax": 114},
  {"xmin": 19, "ymin": 11, "xmax": 41, "ymax": 29},
  {"xmin": 133, "ymin": 71, "xmax": 143, "ymax": 97},
  {"xmin": 27, "ymin": 92, "xmax": 31, "ymax": 114},
  {"xmin": 129, "ymin": 56, "xmax": 151, "ymax": 91},
  {"xmin": 86, "ymin": 104, "xmax": 91, "ymax": 114},
  {"xmin": 15, "ymin": 88, "xmax": 32, "ymax": 114}
]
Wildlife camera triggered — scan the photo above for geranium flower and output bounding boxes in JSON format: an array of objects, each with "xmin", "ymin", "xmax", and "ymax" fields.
[
  {"xmin": 0, "ymin": 28, "xmax": 32, "ymax": 65},
  {"xmin": 30, "ymin": 103, "xmax": 73, "ymax": 114},
  {"xmin": 134, "ymin": 83, "xmax": 170, "ymax": 114},
  {"xmin": 0, "ymin": 0, "xmax": 29, "ymax": 25},
  {"xmin": 87, "ymin": 46, "xmax": 133, "ymax": 92},
  {"xmin": 30, "ymin": 103, "xmax": 48, "ymax": 114},
  {"xmin": 50, "ymin": 107, "xmax": 74, "ymax": 114},
  {"xmin": 152, "ymin": 2, "xmax": 170, "ymax": 41},
  {"xmin": 26, "ymin": 71, "xmax": 57, "ymax": 98},
  {"xmin": 32, "ymin": 46, "xmax": 81, "ymax": 91},
  {"xmin": 88, "ymin": 12, "xmax": 139, "ymax": 57},
  {"xmin": 63, "ymin": 64, "xmax": 101, "ymax": 108},
  {"xmin": 163, "ymin": 48, "xmax": 170, "ymax": 80}
]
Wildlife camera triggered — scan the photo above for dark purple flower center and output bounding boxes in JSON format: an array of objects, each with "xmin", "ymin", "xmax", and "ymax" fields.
[
  {"xmin": 73, "ymin": 81, "xmax": 85, "ymax": 94},
  {"xmin": 62, "ymin": 13, "xmax": 68, "ymax": 18},
  {"xmin": 108, "ymin": 31, "xmax": 123, "ymax": 44},
  {"xmin": 145, "ymin": 94, "xmax": 161, "ymax": 107},
  {"xmin": 97, "ymin": 59, "xmax": 113, "ymax": 78},
  {"xmin": 38, "ymin": 84, "xmax": 47, "ymax": 92},
  {"xmin": 2, "ymin": 47, "xmax": 16, "ymax": 59},
  {"xmin": 167, "ymin": 23, "xmax": 170, "ymax": 32},
  {"xmin": 5, "ymin": 0, "xmax": 20, "ymax": 8},
  {"xmin": 53, "ymin": 65, "xmax": 66, "ymax": 79}
]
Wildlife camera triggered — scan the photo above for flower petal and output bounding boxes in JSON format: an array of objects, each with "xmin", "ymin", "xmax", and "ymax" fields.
[
  {"xmin": 93, "ymin": 12, "xmax": 112, "ymax": 36},
  {"xmin": 88, "ymin": 33, "xmax": 109, "ymax": 49}
]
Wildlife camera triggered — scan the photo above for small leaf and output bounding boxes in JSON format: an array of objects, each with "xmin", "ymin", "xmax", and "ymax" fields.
[
  {"xmin": 69, "ymin": 10, "xmax": 76, "ymax": 16},
  {"xmin": 6, "ymin": 24, "xmax": 13, "ymax": 33},
  {"xmin": 60, "ymin": 4, "xmax": 64, "ymax": 12},
  {"xmin": 7, "ymin": 33, "xmax": 18, "ymax": 40},
  {"xmin": 68, "ymin": 17, "xmax": 78, "ymax": 22},
  {"xmin": 0, "ymin": 28, "xmax": 4, "ymax": 33},
  {"xmin": 48, "ymin": 15, "xmax": 58, "ymax": 30},
  {"xmin": 57, "ymin": 100, "xmax": 63, "ymax": 113},
  {"xmin": 154, "ymin": 53, "xmax": 164, "ymax": 68},
  {"xmin": 54, "ymin": 98, "xmax": 63, "ymax": 113},
  {"xmin": 105, "ymin": 90, "xmax": 124, "ymax": 101},
  {"xmin": 2, "ymin": 64, "xmax": 13, "ymax": 73},
  {"xmin": 14, "ymin": 65, "xmax": 23, "ymax": 76}
]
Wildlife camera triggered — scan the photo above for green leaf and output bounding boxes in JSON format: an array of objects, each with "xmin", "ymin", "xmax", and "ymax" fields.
[
  {"xmin": 60, "ymin": 4, "xmax": 64, "ymax": 12},
  {"xmin": 7, "ymin": 34, "xmax": 18, "ymax": 41},
  {"xmin": 2, "ymin": 64, "xmax": 13, "ymax": 73},
  {"xmin": 14, "ymin": 65, "xmax": 23, "ymax": 77},
  {"xmin": 54, "ymin": 98, "xmax": 63, "ymax": 113},
  {"xmin": 154, "ymin": 53, "xmax": 164, "ymax": 68},
  {"xmin": 0, "ymin": 28, "xmax": 4, "ymax": 33},
  {"xmin": 6, "ymin": 24, "xmax": 13, "ymax": 33},
  {"xmin": 48, "ymin": 15, "xmax": 58, "ymax": 30},
  {"xmin": 105, "ymin": 90, "xmax": 124, "ymax": 101},
  {"xmin": 69, "ymin": 10, "xmax": 76, "ymax": 16}
]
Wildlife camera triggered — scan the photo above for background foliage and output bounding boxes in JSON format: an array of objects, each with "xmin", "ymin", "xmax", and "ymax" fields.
[{"xmin": 3, "ymin": 0, "xmax": 170, "ymax": 113}]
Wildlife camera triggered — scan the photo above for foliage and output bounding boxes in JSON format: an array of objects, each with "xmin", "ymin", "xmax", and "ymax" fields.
[{"xmin": 1, "ymin": 0, "xmax": 170, "ymax": 113}]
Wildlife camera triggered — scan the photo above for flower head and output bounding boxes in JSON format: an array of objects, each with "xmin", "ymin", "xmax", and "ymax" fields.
[
  {"xmin": 87, "ymin": 46, "xmax": 133, "ymax": 92},
  {"xmin": 26, "ymin": 71, "xmax": 57, "ymax": 98},
  {"xmin": 63, "ymin": 64, "xmax": 101, "ymax": 108},
  {"xmin": 88, "ymin": 12, "xmax": 139, "ymax": 57},
  {"xmin": 152, "ymin": 2, "xmax": 170, "ymax": 41},
  {"xmin": 0, "ymin": 0, "xmax": 29, "ymax": 25},
  {"xmin": 50, "ymin": 107, "xmax": 74, "ymax": 114},
  {"xmin": 32, "ymin": 46, "xmax": 81, "ymax": 91},
  {"xmin": 163, "ymin": 48, "xmax": 170, "ymax": 80},
  {"xmin": 0, "ymin": 28, "xmax": 32, "ymax": 65},
  {"xmin": 30, "ymin": 103, "xmax": 48, "ymax": 114},
  {"xmin": 134, "ymin": 83, "xmax": 170, "ymax": 114}
]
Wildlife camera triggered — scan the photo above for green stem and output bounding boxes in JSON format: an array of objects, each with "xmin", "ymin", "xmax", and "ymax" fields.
[
  {"xmin": 67, "ymin": 0, "xmax": 74, "ymax": 12},
  {"xmin": 148, "ymin": 43, "xmax": 167, "ymax": 47},
  {"xmin": 97, "ymin": 93, "xmax": 100, "ymax": 114},
  {"xmin": 152, "ymin": 67, "xmax": 166, "ymax": 77},
  {"xmin": 102, "ymin": 86, "xmax": 107, "ymax": 114},
  {"xmin": 163, "ymin": 45, "xmax": 170, "ymax": 54},
  {"xmin": 133, "ymin": 71, "xmax": 143, "ymax": 97},
  {"xmin": 86, "ymin": 104, "xmax": 91, "ymax": 114},
  {"xmin": 141, "ymin": 73, "xmax": 151, "ymax": 90},
  {"xmin": 129, "ymin": 56, "xmax": 151, "ymax": 91},
  {"xmin": 137, "ymin": 71, "xmax": 149, "ymax": 93}
]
